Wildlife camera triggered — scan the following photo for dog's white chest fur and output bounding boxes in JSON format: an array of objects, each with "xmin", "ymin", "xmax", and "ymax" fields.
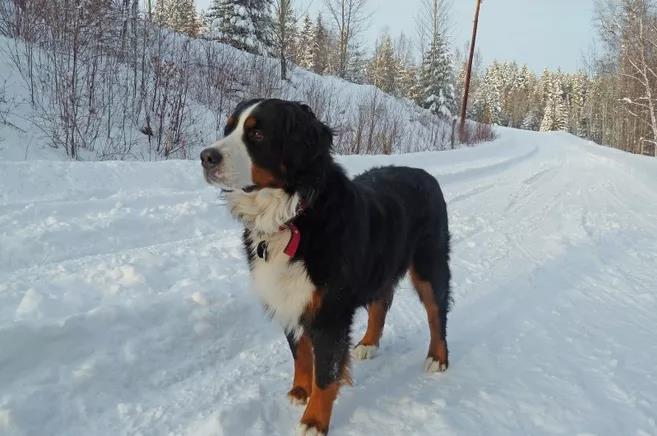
[
  {"xmin": 250, "ymin": 230, "xmax": 314, "ymax": 334},
  {"xmin": 228, "ymin": 188, "xmax": 314, "ymax": 334}
]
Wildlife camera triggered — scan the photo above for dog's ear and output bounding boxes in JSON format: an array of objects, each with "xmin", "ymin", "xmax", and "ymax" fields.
[
  {"xmin": 297, "ymin": 103, "xmax": 317, "ymax": 119},
  {"xmin": 234, "ymin": 98, "xmax": 263, "ymax": 115},
  {"xmin": 316, "ymin": 119, "xmax": 334, "ymax": 153},
  {"xmin": 294, "ymin": 102, "xmax": 333, "ymax": 153},
  {"xmin": 279, "ymin": 102, "xmax": 333, "ymax": 192}
]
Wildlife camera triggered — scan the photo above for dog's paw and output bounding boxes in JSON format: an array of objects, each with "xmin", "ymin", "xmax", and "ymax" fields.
[
  {"xmin": 287, "ymin": 386, "xmax": 309, "ymax": 406},
  {"xmin": 296, "ymin": 423, "xmax": 326, "ymax": 436},
  {"xmin": 424, "ymin": 357, "xmax": 448, "ymax": 373},
  {"xmin": 352, "ymin": 344, "xmax": 378, "ymax": 360}
]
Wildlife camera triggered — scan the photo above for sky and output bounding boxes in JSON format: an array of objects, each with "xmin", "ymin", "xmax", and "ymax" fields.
[{"xmin": 195, "ymin": 0, "xmax": 597, "ymax": 73}]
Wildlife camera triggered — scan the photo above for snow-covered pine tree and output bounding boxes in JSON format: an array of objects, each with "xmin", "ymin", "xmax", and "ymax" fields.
[
  {"xmin": 204, "ymin": 0, "xmax": 272, "ymax": 54},
  {"xmin": 472, "ymin": 62, "xmax": 503, "ymax": 124},
  {"xmin": 311, "ymin": 14, "xmax": 329, "ymax": 74},
  {"xmin": 418, "ymin": 31, "xmax": 456, "ymax": 118},
  {"xmin": 250, "ymin": 0, "xmax": 274, "ymax": 53},
  {"xmin": 540, "ymin": 101, "xmax": 554, "ymax": 132},
  {"xmin": 540, "ymin": 72, "xmax": 568, "ymax": 132},
  {"xmin": 155, "ymin": 0, "xmax": 168, "ymax": 24},
  {"xmin": 569, "ymin": 72, "xmax": 589, "ymax": 136},
  {"xmin": 521, "ymin": 110, "xmax": 540, "ymax": 131},
  {"xmin": 176, "ymin": 0, "xmax": 200, "ymax": 36},
  {"xmin": 155, "ymin": 0, "xmax": 199, "ymax": 36},
  {"xmin": 398, "ymin": 65, "xmax": 421, "ymax": 101},
  {"xmin": 513, "ymin": 65, "xmax": 540, "ymax": 130},
  {"xmin": 203, "ymin": 0, "xmax": 223, "ymax": 35},
  {"xmin": 204, "ymin": 0, "xmax": 253, "ymax": 51},
  {"xmin": 295, "ymin": 15, "xmax": 315, "ymax": 70},
  {"xmin": 553, "ymin": 72, "xmax": 568, "ymax": 131},
  {"xmin": 393, "ymin": 33, "xmax": 416, "ymax": 99},
  {"xmin": 367, "ymin": 34, "xmax": 398, "ymax": 94},
  {"xmin": 345, "ymin": 44, "xmax": 366, "ymax": 84},
  {"xmin": 271, "ymin": 0, "xmax": 296, "ymax": 79}
]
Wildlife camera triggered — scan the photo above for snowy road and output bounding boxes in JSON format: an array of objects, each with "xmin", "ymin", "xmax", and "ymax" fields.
[{"xmin": 1, "ymin": 129, "xmax": 656, "ymax": 435}]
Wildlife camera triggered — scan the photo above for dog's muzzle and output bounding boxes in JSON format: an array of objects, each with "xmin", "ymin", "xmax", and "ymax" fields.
[{"xmin": 200, "ymin": 148, "xmax": 223, "ymax": 170}]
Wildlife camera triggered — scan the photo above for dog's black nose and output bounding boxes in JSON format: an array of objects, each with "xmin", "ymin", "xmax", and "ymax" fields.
[{"xmin": 200, "ymin": 148, "xmax": 223, "ymax": 169}]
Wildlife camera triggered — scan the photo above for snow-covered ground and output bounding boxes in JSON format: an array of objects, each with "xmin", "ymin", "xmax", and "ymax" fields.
[{"xmin": 1, "ymin": 128, "xmax": 656, "ymax": 436}]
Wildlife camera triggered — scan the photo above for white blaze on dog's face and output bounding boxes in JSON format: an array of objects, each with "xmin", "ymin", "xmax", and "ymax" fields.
[
  {"xmin": 200, "ymin": 99, "xmax": 334, "ymax": 233},
  {"xmin": 201, "ymin": 99, "xmax": 298, "ymax": 233},
  {"xmin": 202, "ymin": 101, "xmax": 261, "ymax": 190},
  {"xmin": 201, "ymin": 98, "xmax": 333, "ymax": 194}
]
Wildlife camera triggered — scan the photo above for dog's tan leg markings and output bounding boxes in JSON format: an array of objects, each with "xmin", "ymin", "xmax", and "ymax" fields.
[
  {"xmin": 288, "ymin": 333, "xmax": 314, "ymax": 405},
  {"xmin": 289, "ymin": 290, "xmax": 324, "ymax": 405},
  {"xmin": 410, "ymin": 265, "xmax": 448, "ymax": 372},
  {"xmin": 353, "ymin": 294, "xmax": 391, "ymax": 360},
  {"xmin": 298, "ymin": 379, "xmax": 340, "ymax": 436}
]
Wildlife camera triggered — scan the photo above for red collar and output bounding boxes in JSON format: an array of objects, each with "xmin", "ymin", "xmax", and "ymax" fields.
[
  {"xmin": 279, "ymin": 198, "xmax": 307, "ymax": 257},
  {"xmin": 281, "ymin": 222, "xmax": 301, "ymax": 257}
]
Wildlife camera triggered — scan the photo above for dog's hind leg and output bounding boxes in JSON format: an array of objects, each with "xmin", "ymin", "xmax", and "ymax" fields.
[
  {"xmin": 353, "ymin": 288, "xmax": 394, "ymax": 360},
  {"xmin": 410, "ymin": 241, "xmax": 451, "ymax": 372}
]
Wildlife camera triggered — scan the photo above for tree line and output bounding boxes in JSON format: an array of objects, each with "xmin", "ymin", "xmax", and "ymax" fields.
[
  {"xmin": 463, "ymin": 0, "xmax": 657, "ymax": 156},
  {"xmin": 157, "ymin": 0, "xmax": 458, "ymax": 118},
  {"xmin": 7, "ymin": 0, "xmax": 651, "ymax": 159}
]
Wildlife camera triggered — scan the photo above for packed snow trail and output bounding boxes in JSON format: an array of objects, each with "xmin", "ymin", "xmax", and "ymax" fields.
[{"xmin": 1, "ymin": 129, "xmax": 656, "ymax": 436}]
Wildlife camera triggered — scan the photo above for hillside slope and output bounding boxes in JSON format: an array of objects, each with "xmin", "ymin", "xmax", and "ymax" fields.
[
  {"xmin": 0, "ymin": 34, "xmax": 464, "ymax": 162},
  {"xmin": 1, "ymin": 129, "xmax": 656, "ymax": 435}
]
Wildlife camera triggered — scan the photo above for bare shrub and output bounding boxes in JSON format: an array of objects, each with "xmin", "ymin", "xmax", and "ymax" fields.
[
  {"xmin": 193, "ymin": 41, "xmax": 242, "ymax": 133},
  {"xmin": 286, "ymin": 76, "xmax": 341, "ymax": 124},
  {"xmin": 461, "ymin": 121, "xmax": 496, "ymax": 145},
  {"xmin": 0, "ymin": 80, "xmax": 10, "ymax": 125},
  {"xmin": 334, "ymin": 89, "xmax": 406, "ymax": 155},
  {"xmin": 246, "ymin": 54, "xmax": 281, "ymax": 99}
]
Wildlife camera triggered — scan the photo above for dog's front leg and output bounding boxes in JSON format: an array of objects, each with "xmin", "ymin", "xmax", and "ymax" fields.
[
  {"xmin": 298, "ymin": 318, "xmax": 352, "ymax": 435},
  {"xmin": 286, "ymin": 331, "xmax": 314, "ymax": 405}
]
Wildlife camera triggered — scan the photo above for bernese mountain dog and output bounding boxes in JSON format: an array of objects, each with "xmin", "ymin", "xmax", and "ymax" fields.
[{"xmin": 200, "ymin": 98, "xmax": 451, "ymax": 435}]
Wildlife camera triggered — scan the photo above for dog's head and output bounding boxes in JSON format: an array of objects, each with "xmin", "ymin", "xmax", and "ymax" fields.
[{"xmin": 201, "ymin": 99, "xmax": 333, "ymax": 196}]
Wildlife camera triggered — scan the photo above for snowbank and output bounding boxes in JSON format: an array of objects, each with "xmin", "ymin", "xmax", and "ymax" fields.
[{"xmin": 1, "ymin": 128, "xmax": 656, "ymax": 435}]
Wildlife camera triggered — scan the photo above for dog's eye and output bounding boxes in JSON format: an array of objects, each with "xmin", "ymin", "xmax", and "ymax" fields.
[{"xmin": 249, "ymin": 130, "xmax": 264, "ymax": 142}]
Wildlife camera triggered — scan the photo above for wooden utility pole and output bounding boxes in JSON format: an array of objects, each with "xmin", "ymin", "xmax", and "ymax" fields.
[{"xmin": 459, "ymin": 0, "xmax": 483, "ymax": 142}]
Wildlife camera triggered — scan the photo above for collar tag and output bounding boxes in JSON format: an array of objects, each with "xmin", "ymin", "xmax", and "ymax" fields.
[{"xmin": 256, "ymin": 240, "xmax": 268, "ymax": 261}]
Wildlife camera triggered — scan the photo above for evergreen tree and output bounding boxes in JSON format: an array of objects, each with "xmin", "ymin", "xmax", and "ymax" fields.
[
  {"xmin": 204, "ymin": 0, "xmax": 272, "ymax": 54},
  {"xmin": 418, "ymin": 32, "xmax": 456, "ymax": 117},
  {"xmin": 175, "ymin": 0, "xmax": 200, "ymax": 36},
  {"xmin": 397, "ymin": 64, "xmax": 419, "ymax": 100},
  {"xmin": 296, "ymin": 15, "xmax": 315, "ymax": 70},
  {"xmin": 521, "ymin": 110, "xmax": 540, "ymax": 131},
  {"xmin": 540, "ymin": 73, "xmax": 568, "ymax": 131},
  {"xmin": 155, "ymin": 0, "xmax": 200, "ymax": 36},
  {"xmin": 311, "ymin": 14, "xmax": 329, "ymax": 74},
  {"xmin": 540, "ymin": 103, "xmax": 554, "ymax": 132},
  {"xmin": 367, "ymin": 34, "xmax": 398, "ymax": 93},
  {"xmin": 204, "ymin": 0, "xmax": 223, "ymax": 33},
  {"xmin": 473, "ymin": 62, "xmax": 503, "ymax": 124},
  {"xmin": 569, "ymin": 72, "xmax": 589, "ymax": 136},
  {"xmin": 345, "ymin": 43, "xmax": 366, "ymax": 84},
  {"xmin": 271, "ymin": 0, "xmax": 297, "ymax": 79},
  {"xmin": 250, "ymin": 0, "xmax": 274, "ymax": 53}
]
